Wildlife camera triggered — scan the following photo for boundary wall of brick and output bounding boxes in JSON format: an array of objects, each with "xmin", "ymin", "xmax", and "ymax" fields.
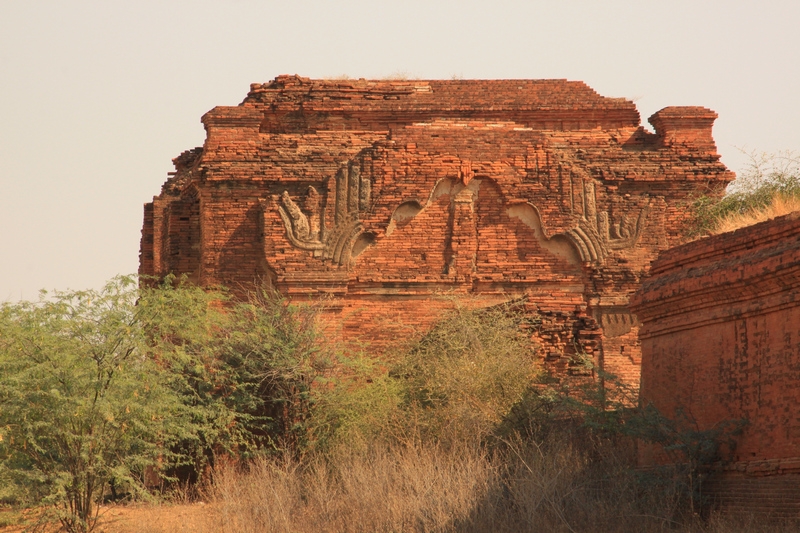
[{"xmin": 632, "ymin": 211, "xmax": 800, "ymax": 518}]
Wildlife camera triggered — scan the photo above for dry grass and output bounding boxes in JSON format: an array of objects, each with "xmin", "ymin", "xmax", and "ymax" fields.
[
  {"xmin": 4, "ymin": 438, "xmax": 784, "ymax": 533},
  {"xmin": 206, "ymin": 441, "xmax": 492, "ymax": 533},
  {"xmin": 710, "ymin": 193, "xmax": 800, "ymax": 234},
  {"xmin": 107, "ymin": 434, "xmax": 799, "ymax": 533}
]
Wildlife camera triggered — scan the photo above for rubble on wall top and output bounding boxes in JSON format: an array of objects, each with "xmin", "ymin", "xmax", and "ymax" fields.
[{"xmin": 243, "ymin": 74, "xmax": 638, "ymax": 114}]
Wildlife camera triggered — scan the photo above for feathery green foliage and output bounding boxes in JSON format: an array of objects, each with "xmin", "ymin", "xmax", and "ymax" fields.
[
  {"xmin": 0, "ymin": 276, "xmax": 325, "ymax": 531},
  {"xmin": 0, "ymin": 276, "xmax": 185, "ymax": 532}
]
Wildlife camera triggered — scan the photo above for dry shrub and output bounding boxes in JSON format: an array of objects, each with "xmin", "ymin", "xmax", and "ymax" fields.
[
  {"xmin": 112, "ymin": 433, "xmax": 800, "ymax": 533},
  {"xmin": 204, "ymin": 440, "xmax": 494, "ymax": 533},
  {"xmin": 465, "ymin": 432, "xmax": 683, "ymax": 533},
  {"xmin": 390, "ymin": 304, "xmax": 538, "ymax": 445},
  {"xmin": 710, "ymin": 192, "xmax": 800, "ymax": 234},
  {"xmin": 202, "ymin": 437, "xmax": 800, "ymax": 533}
]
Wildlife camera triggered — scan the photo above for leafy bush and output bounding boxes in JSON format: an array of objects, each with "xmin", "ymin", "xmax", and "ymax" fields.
[
  {"xmin": 137, "ymin": 280, "xmax": 327, "ymax": 470},
  {"xmin": 304, "ymin": 350, "xmax": 404, "ymax": 451},
  {"xmin": 300, "ymin": 302, "xmax": 541, "ymax": 449},
  {"xmin": 390, "ymin": 303, "xmax": 539, "ymax": 443}
]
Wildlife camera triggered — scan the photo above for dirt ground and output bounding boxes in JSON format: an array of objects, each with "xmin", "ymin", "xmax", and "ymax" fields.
[{"xmin": 0, "ymin": 503, "xmax": 215, "ymax": 533}]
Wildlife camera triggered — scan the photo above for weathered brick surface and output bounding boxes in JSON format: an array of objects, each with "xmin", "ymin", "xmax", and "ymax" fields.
[
  {"xmin": 632, "ymin": 211, "xmax": 800, "ymax": 516},
  {"xmin": 704, "ymin": 472, "xmax": 800, "ymax": 520},
  {"xmin": 140, "ymin": 76, "xmax": 732, "ymax": 385}
]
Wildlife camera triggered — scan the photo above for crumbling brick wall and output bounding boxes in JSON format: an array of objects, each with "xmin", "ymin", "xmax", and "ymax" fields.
[
  {"xmin": 140, "ymin": 76, "xmax": 732, "ymax": 386},
  {"xmin": 631, "ymin": 211, "xmax": 800, "ymax": 516}
]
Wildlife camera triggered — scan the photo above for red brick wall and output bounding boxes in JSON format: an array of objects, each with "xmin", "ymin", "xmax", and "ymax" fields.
[
  {"xmin": 141, "ymin": 76, "xmax": 732, "ymax": 385},
  {"xmin": 632, "ymin": 211, "xmax": 800, "ymax": 516}
]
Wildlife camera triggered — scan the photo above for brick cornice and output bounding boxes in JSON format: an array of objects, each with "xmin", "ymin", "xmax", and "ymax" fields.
[{"xmin": 631, "ymin": 212, "xmax": 800, "ymax": 338}]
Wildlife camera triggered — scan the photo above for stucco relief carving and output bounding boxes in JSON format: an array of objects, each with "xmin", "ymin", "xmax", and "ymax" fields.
[
  {"xmin": 384, "ymin": 177, "xmax": 481, "ymax": 277},
  {"xmin": 277, "ymin": 189, "xmax": 324, "ymax": 251},
  {"xmin": 277, "ymin": 161, "xmax": 373, "ymax": 266},
  {"xmin": 561, "ymin": 179, "xmax": 651, "ymax": 265}
]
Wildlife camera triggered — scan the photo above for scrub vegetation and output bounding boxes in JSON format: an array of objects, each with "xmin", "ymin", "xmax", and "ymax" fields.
[
  {"xmin": 1, "ymin": 278, "xmax": 790, "ymax": 532},
  {"xmin": 692, "ymin": 151, "xmax": 800, "ymax": 235},
  {"xmin": 0, "ymin": 277, "xmax": 324, "ymax": 532}
]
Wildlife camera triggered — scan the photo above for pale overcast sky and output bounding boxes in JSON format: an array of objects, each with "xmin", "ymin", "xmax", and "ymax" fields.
[{"xmin": 1, "ymin": 1, "xmax": 799, "ymax": 300}]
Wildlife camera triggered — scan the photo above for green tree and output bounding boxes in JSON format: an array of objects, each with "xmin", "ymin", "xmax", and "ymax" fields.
[
  {"xmin": 0, "ymin": 276, "xmax": 327, "ymax": 532},
  {"xmin": 0, "ymin": 276, "xmax": 186, "ymax": 533}
]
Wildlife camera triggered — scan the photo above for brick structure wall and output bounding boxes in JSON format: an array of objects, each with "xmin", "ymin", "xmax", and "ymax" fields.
[
  {"xmin": 140, "ymin": 76, "xmax": 732, "ymax": 386},
  {"xmin": 631, "ymin": 212, "xmax": 800, "ymax": 517}
]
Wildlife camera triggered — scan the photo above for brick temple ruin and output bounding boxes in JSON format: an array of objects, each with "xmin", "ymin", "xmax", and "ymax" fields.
[{"xmin": 139, "ymin": 75, "xmax": 733, "ymax": 386}]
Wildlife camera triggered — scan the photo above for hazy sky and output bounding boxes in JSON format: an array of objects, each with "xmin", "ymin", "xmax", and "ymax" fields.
[{"xmin": 2, "ymin": 1, "xmax": 799, "ymax": 300}]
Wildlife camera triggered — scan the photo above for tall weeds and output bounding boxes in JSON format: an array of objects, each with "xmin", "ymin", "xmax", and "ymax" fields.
[
  {"xmin": 692, "ymin": 150, "xmax": 800, "ymax": 236},
  {"xmin": 207, "ymin": 440, "xmax": 494, "ymax": 533},
  {"xmin": 128, "ymin": 434, "xmax": 794, "ymax": 533}
]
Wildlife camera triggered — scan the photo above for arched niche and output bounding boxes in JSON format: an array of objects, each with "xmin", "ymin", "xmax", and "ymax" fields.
[
  {"xmin": 386, "ymin": 200, "xmax": 423, "ymax": 236},
  {"xmin": 506, "ymin": 203, "xmax": 582, "ymax": 267}
]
